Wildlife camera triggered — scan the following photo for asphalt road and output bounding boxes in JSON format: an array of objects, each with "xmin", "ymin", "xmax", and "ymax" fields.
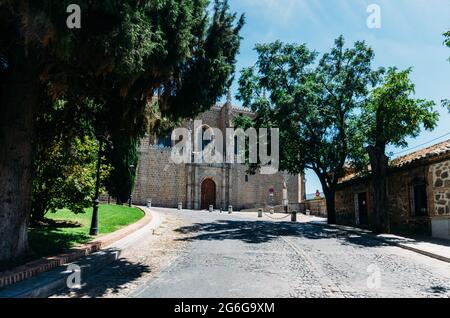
[{"xmin": 131, "ymin": 208, "xmax": 450, "ymax": 298}]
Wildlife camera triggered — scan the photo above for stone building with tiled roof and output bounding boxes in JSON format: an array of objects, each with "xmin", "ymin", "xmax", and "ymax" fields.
[{"xmin": 335, "ymin": 139, "xmax": 450, "ymax": 239}]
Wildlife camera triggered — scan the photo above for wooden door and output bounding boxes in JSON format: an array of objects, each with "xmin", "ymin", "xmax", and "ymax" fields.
[
  {"xmin": 413, "ymin": 184, "xmax": 428, "ymax": 216},
  {"xmin": 358, "ymin": 192, "xmax": 369, "ymax": 226},
  {"xmin": 201, "ymin": 179, "xmax": 216, "ymax": 210}
]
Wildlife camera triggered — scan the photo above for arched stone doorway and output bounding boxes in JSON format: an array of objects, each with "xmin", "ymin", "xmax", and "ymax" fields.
[{"xmin": 201, "ymin": 178, "xmax": 216, "ymax": 210}]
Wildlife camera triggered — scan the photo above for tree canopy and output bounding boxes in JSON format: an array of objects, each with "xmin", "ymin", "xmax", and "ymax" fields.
[
  {"xmin": 354, "ymin": 67, "xmax": 438, "ymax": 232},
  {"xmin": 32, "ymin": 135, "xmax": 108, "ymax": 222},
  {"xmin": 359, "ymin": 68, "xmax": 437, "ymax": 150},
  {"xmin": 237, "ymin": 36, "xmax": 379, "ymax": 223},
  {"xmin": 104, "ymin": 133, "xmax": 139, "ymax": 204},
  {"xmin": 0, "ymin": 0, "xmax": 244, "ymax": 261},
  {"xmin": 30, "ymin": 96, "xmax": 108, "ymax": 222}
]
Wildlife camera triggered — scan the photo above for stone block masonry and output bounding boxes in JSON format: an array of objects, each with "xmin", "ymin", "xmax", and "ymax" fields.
[
  {"xmin": 335, "ymin": 139, "xmax": 450, "ymax": 237},
  {"xmin": 132, "ymin": 102, "xmax": 306, "ymax": 210},
  {"xmin": 431, "ymin": 161, "xmax": 450, "ymax": 216},
  {"xmin": 133, "ymin": 144, "xmax": 187, "ymax": 208}
]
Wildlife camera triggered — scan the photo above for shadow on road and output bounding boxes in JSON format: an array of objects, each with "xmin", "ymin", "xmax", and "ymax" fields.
[
  {"xmin": 174, "ymin": 219, "xmax": 393, "ymax": 248},
  {"xmin": 52, "ymin": 257, "xmax": 152, "ymax": 298}
]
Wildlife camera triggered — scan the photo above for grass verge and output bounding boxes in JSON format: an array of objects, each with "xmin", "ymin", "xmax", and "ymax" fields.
[{"xmin": 28, "ymin": 204, "xmax": 144, "ymax": 259}]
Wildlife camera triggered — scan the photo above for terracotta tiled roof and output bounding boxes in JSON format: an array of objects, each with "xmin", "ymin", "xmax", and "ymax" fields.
[
  {"xmin": 339, "ymin": 139, "xmax": 450, "ymax": 184},
  {"xmin": 339, "ymin": 170, "xmax": 364, "ymax": 183},
  {"xmin": 390, "ymin": 139, "xmax": 450, "ymax": 168}
]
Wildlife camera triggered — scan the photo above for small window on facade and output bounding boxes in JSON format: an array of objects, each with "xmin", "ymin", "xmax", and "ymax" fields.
[
  {"xmin": 245, "ymin": 175, "xmax": 249, "ymax": 182},
  {"xmin": 202, "ymin": 126, "xmax": 213, "ymax": 150},
  {"xmin": 412, "ymin": 184, "xmax": 428, "ymax": 217},
  {"xmin": 156, "ymin": 134, "xmax": 171, "ymax": 148}
]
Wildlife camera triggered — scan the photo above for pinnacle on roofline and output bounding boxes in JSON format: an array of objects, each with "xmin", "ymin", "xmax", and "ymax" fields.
[{"xmin": 226, "ymin": 89, "xmax": 232, "ymax": 107}]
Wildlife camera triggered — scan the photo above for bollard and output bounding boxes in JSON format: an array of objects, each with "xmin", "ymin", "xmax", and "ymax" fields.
[
  {"xmin": 178, "ymin": 202, "xmax": 182, "ymax": 210},
  {"xmin": 147, "ymin": 199, "xmax": 152, "ymax": 208},
  {"xmin": 306, "ymin": 210, "xmax": 311, "ymax": 216},
  {"xmin": 209, "ymin": 205, "xmax": 213, "ymax": 212},
  {"xmin": 228, "ymin": 205, "xmax": 233, "ymax": 214},
  {"xmin": 291, "ymin": 211, "xmax": 297, "ymax": 222},
  {"xmin": 258, "ymin": 208, "xmax": 263, "ymax": 218},
  {"xmin": 270, "ymin": 209, "xmax": 274, "ymax": 215}
]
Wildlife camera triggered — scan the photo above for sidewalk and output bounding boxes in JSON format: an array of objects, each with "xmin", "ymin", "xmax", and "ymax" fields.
[
  {"xmin": 0, "ymin": 207, "xmax": 161, "ymax": 298},
  {"xmin": 309, "ymin": 218, "xmax": 450, "ymax": 264}
]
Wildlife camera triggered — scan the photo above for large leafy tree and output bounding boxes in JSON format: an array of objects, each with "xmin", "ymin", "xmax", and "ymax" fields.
[
  {"xmin": 31, "ymin": 97, "xmax": 105, "ymax": 222},
  {"xmin": 237, "ymin": 36, "xmax": 378, "ymax": 224},
  {"xmin": 0, "ymin": 0, "xmax": 244, "ymax": 261},
  {"xmin": 356, "ymin": 68, "xmax": 438, "ymax": 233},
  {"xmin": 31, "ymin": 135, "xmax": 108, "ymax": 222}
]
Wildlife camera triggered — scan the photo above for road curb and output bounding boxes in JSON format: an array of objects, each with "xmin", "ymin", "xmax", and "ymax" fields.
[
  {"xmin": 0, "ymin": 206, "xmax": 151, "ymax": 291},
  {"xmin": 308, "ymin": 221, "xmax": 450, "ymax": 264},
  {"xmin": 0, "ymin": 249, "xmax": 121, "ymax": 298},
  {"xmin": 0, "ymin": 207, "xmax": 161, "ymax": 298}
]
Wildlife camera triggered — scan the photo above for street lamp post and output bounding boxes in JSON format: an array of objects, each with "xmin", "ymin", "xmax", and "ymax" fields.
[
  {"xmin": 128, "ymin": 164, "xmax": 136, "ymax": 207},
  {"xmin": 281, "ymin": 171, "xmax": 290, "ymax": 213},
  {"xmin": 90, "ymin": 138, "xmax": 103, "ymax": 236}
]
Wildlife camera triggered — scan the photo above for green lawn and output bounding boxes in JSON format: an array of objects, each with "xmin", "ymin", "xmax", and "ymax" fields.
[{"xmin": 28, "ymin": 204, "xmax": 144, "ymax": 259}]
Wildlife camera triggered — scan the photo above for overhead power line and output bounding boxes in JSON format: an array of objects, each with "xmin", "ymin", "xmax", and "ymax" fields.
[{"xmin": 393, "ymin": 132, "xmax": 450, "ymax": 156}]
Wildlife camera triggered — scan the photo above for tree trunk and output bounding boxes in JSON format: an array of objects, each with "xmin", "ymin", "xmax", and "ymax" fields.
[
  {"xmin": 323, "ymin": 187, "xmax": 337, "ymax": 224},
  {"xmin": 30, "ymin": 199, "xmax": 47, "ymax": 223},
  {"xmin": 367, "ymin": 144, "xmax": 390, "ymax": 233},
  {"xmin": 0, "ymin": 58, "xmax": 38, "ymax": 262}
]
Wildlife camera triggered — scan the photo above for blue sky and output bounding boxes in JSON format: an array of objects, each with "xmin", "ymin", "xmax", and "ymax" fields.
[{"xmin": 226, "ymin": 0, "xmax": 450, "ymax": 194}]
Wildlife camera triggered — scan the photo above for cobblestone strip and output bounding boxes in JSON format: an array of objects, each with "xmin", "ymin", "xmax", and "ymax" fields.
[{"xmin": 281, "ymin": 236, "xmax": 346, "ymax": 298}]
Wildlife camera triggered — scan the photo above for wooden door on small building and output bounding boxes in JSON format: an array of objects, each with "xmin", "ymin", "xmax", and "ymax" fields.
[
  {"xmin": 201, "ymin": 179, "xmax": 216, "ymax": 210},
  {"xmin": 412, "ymin": 184, "xmax": 428, "ymax": 217},
  {"xmin": 356, "ymin": 192, "xmax": 369, "ymax": 226}
]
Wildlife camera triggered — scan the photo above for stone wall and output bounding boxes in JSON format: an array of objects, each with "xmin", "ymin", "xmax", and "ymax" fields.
[
  {"xmin": 335, "ymin": 180, "xmax": 372, "ymax": 226},
  {"xmin": 386, "ymin": 165, "xmax": 430, "ymax": 234},
  {"xmin": 431, "ymin": 161, "xmax": 450, "ymax": 216},
  {"xmin": 304, "ymin": 198, "xmax": 327, "ymax": 217},
  {"xmin": 132, "ymin": 137, "xmax": 187, "ymax": 208},
  {"xmin": 229, "ymin": 165, "xmax": 301, "ymax": 210},
  {"xmin": 132, "ymin": 105, "xmax": 304, "ymax": 211},
  {"xmin": 336, "ymin": 165, "xmax": 433, "ymax": 234},
  {"xmin": 133, "ymin": 143, "xmax": 301, "ymax": 210},
  {"xmin": 191, "ymin": 164, "xmax": 225, "ymax": 209},
  {"xmin": 198, "ymin": 107, "xmax": 223, "ymax": 130}
]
